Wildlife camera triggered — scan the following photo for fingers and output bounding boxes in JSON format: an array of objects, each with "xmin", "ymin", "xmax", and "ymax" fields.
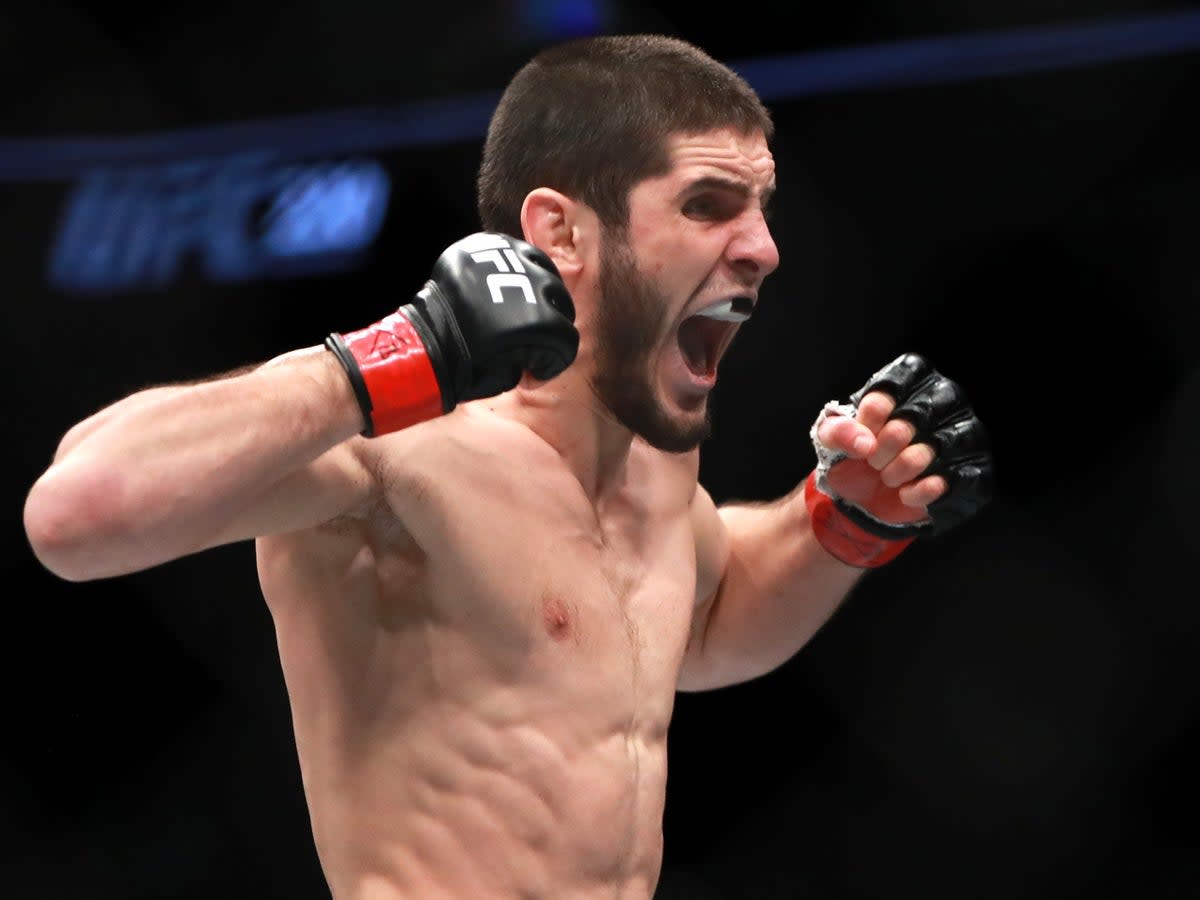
[
  {"xmin": 872, "ymin": 421, "xmax": 946, "ymax": 508},
  {"xmin": 816, "ymin": 389, "xmax": 947, "ymax": 508},
  {"xmin": 879, "ymin": 442, "xmax": 935, "ymax": 488},
  {"xmin": 817, "ymin": 391, "xmax": 892, "ymax": 456},
  {"xmin": 852, "ymin": 390, "xmax": 895, "ymax": 435},
  {"xmin": 898, "ymin": 473, "xmax": 946, "ymax": 507},
  {"xmin": 816, "ymin": 409, "xmax": 875, "ymax": 457},
  {"xmin": 867, "ymin": 417, "xmax": 917, "ymax": 472},
  {"xmin": 813, "ymin": 354, "xmax": 991, "ymax": 537},
  {"xmin": 818, "ymin": 390, "xmax": 904, "ymax": 461}
]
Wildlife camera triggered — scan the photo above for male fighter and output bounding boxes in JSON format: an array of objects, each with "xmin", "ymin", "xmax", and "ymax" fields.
[{"xmin": 25, "ymin": 33, "xmax": 993, "ymax": 899}]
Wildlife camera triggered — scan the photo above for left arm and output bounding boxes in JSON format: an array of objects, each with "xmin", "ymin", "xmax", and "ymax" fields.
[
  {"xmin": 678, "ymin": 353, "xmax": 995, "ymax": 692},
  {"xmin": 677, "ymin": 480, "xmax": 866, "ymax": 692}
]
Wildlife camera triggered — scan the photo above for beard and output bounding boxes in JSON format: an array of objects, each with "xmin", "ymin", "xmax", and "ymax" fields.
[{"xmin": 590, "ymin": 232, "xmax": 712, "ymax": 453}]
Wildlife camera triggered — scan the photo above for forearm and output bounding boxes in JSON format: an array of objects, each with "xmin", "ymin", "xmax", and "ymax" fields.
[
  {"xmin": 681, "ymin": 352, "xmax": 995, "ymax": 691},
  {"xmin": 24, "ymin": 347, "xmax": 363, "ymax": 580},
  {"xmin": 683, "ymin": 488, "xmax": 866, "ymax": 691}
]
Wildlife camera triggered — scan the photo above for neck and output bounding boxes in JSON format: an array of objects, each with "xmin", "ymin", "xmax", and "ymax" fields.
[{"xmin": 501, "ymin": 364, "xmax": 635, "ymax": 502}]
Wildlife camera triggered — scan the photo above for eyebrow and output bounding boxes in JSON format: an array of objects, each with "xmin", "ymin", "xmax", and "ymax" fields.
[{"xmin": 678, "ymin": 175, "xmax": 776, "ymax": 208}]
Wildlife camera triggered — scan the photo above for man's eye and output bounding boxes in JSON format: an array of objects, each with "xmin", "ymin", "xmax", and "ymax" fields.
[{"xmin": 684, "ymin": 196, "xmax": 732, "ymax": 219}]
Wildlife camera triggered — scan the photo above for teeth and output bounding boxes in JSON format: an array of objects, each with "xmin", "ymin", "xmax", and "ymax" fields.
[{"xmin": 695, "ymin": 297, "xmax": 753, "ymax": 322}]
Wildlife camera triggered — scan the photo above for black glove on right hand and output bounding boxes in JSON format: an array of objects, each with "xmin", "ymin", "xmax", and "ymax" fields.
[
  {"xmin": 408, "ymin": 231, "xmax": 579, "ymax": 405},
  {"xmin": 327, "ymin": 232, "xmax": 579, "ymax": 436}
]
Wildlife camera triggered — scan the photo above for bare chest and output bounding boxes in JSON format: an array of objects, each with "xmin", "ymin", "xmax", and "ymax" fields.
[
  {"xmin": 367, "ymin": 457, "xmax": 701, "ymax": 709},
  {"xmin": 440, "ymin": 499, "xmax": 694, "ymax": 664}
]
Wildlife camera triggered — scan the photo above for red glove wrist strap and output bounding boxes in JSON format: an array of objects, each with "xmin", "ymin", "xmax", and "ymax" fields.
[
  {"xmin": 334, "ymin": 311, "xmax": 444, "ymax": 436},
  {"xmin": 803, "ymin": 471, "xmax": 915, "ymax": 568}
]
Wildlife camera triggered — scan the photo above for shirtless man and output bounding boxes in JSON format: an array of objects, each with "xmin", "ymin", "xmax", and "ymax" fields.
[{"xmin": 23, "ymin": 34, "xmax": 994, "ymax": 900}]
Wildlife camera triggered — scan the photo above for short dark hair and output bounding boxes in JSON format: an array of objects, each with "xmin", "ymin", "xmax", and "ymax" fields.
[{"xmin": 476, "ymin": 33, "xmax": 773, "ymax": 238}]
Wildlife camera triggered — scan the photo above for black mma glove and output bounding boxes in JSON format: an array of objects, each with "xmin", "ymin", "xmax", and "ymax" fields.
[
  {"xmin": 804, "ymin": 352, "xmax": 995, "ymax": 567},
  {"xmin": 326, "ymin": 232, "xmax": 579, "ymax": 436}
]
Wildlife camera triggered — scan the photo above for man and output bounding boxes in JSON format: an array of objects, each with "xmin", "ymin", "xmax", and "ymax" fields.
[{"xmin": 23, "ymin": 33, "xmax": 993, "ymax": 900}]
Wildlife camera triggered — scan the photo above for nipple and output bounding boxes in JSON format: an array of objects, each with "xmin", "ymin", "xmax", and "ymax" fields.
[{"xmin": 542, "ymin": 595, "xmax": 573, "ymax": 642}]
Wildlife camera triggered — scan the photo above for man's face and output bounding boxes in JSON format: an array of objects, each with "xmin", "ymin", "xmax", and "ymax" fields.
[
  {"xmin": 591, "ymin": 232, "xmax": 691, "ymax": 451},
  {"xmin": 589, "ymin": 128, "xmax": 779, "ymax": 453}
]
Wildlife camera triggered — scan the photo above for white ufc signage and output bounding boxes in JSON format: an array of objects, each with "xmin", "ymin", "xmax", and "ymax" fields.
[{"xmin": 461, "ymin": 233, "xmax": 537, "ymax": 305}]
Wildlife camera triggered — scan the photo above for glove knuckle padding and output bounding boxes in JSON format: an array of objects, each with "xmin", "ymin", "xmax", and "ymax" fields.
[
  {"xmin": 844, "ymin": 352, "xmax": 995, "ymax": 538},
  {"xmin": 849, "ymin": 352, "xmax": 932, "ymax": 406},
  {"xmin": 421, "ymin": 233, "xmax": 580, "ymax": 403},
  {"xmin": 923, "ymin": 414, "xmax": 995, "ymax": 535},
  {"xmin": 893, "ymin": 375, "xmax": 965, "ymax": 435},
  {"xmin": 927, "ymin": 413, "xmax": 986, "ymax": 459},
  {"xmin": 927, "ymin": 460, "xmax": 994, "ymax": 535}
]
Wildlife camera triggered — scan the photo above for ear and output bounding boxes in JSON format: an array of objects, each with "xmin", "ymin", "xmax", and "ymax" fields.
[{"xmin": 520, "ymin": 188, "xmax": 592, "ymax": 279}]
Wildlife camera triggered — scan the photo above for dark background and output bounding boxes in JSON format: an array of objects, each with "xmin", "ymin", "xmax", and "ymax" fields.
[{"xmin": 4, "ymin": 2, "xmax": 1200, "ymax": 898}]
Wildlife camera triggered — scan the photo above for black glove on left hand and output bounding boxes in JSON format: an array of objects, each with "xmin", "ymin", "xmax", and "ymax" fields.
[{"xmin": 836, "ymin": 352, "xmax": 995, "ymax": 539}]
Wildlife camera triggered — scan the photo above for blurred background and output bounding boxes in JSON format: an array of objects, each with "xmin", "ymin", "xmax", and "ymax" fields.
[{"xmin": 4, "ymin": 1, "xmax": 1200, "ymax": 897}]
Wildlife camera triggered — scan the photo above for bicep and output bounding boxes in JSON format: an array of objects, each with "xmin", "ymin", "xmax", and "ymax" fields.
[{"xmin": 685, "ymin": 484, "xmax": 731, "ymax": 649}]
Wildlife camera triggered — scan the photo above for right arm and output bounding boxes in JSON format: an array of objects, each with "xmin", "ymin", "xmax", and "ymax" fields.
[
  {"xmin": 23, "ymin": 346, "xmax": 371, "ymax": 582},
  {"xmin": 23, "ymin": 231, "xmax": 578, "ymax": 583}
]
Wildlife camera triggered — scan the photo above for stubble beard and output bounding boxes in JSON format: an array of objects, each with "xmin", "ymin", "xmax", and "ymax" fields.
[{"xmin": 590, "ymin": 233, "xmax": 713, "ymax": 454}]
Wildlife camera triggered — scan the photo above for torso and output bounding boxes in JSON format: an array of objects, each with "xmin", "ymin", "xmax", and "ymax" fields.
[{"xmin": 256, "ymin": 401, "xmax": 704, "ymax": 899}]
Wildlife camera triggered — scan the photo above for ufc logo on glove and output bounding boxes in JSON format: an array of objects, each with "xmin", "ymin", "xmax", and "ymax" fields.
[
  {"xmin": 326, "ymin": 231, "xmax": 579, "ymax": 436},
  {"xmin": 458, "ymin": 233, "xmax": 538, "ymax": 305}
]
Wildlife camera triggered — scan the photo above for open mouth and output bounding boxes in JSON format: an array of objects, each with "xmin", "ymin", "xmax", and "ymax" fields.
[{"xmin": 677, "ymin": 297, "xmax": 754, "ymax": 377}]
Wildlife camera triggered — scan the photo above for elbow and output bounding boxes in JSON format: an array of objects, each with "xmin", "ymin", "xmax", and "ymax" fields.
[{"xmin": 23, "ymin": 465, "xmax": 130, "ymax": 582}]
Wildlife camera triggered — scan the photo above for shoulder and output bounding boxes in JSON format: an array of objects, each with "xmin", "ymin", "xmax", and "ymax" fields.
[
  {"xmin": 362, "ymin": 401, "xmax": 564, "ymax": 511},
  {"xmin": 648, "ymin": 452, "xmax": 728, "ymax": 603}
]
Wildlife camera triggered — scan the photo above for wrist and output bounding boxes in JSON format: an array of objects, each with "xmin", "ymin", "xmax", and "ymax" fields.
[
  {"xmin": 315, "ymin": 347, "xmax": 374, "ymax": 436},
  {"xmin": 326, "ymin": 310, "xmax": 445, "ymax": 437},
  {"xmin": 803, "ymin": 471, "xmax": 915, "ymax": 568}
]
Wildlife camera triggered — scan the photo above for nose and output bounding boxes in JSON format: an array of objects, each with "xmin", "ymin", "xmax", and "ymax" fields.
[{"xmin": 728, "ymin": 208, "xmax": 780, "ymax": 282}]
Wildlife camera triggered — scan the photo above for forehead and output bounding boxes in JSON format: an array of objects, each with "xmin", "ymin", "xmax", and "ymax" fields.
[{"xmin": 660, "ymin": 128, "xmax": 775, "ymax": 192}]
